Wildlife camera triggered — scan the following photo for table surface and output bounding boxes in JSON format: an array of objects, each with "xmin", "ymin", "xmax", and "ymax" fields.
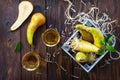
[{"xmin": 0, "ymin": 0, "xmax": 120, "ymax": 80}]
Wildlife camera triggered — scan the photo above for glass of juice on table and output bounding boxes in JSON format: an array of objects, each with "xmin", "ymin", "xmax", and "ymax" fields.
[
  {"xmin": 22, "ymin": 51, "xmax": 40, "ymax": 71},
  {"xmin": 42, "ymin": 28, "xmax": 60, "ymax": 47}
]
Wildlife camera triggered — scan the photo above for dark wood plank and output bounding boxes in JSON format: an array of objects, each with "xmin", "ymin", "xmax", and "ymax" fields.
[
  {"xmin": 0, "ymin": 0, "xmax": 21, "ymax": 80},
  {"xmin": 45, "ymin": 0, "xmax": 72, "ymax": 80},
  {"xmin": 45, "ymin": 0, "xmax": 59, "ymax": 80},
  {"xmin": 20, "ymin": 0, "xmax": 46, "ymax": 80}
]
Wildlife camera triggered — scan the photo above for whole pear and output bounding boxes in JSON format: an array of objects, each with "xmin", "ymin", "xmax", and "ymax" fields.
[
  {"xmin": 75, "ymin": 52, "xmax": 87, "ymax": 63},
  {"xmin": 27, "ymin": 13, "xmax": 46, "ymax": 45},
  {"xmin": 70, "ymin": 37, "xmax": 100, "ymax": 53}
]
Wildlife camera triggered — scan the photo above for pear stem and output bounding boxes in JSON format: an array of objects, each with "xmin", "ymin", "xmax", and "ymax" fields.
[{"xmin": 31, "ymin": 45, "xmax": 35, "ymax": 52}]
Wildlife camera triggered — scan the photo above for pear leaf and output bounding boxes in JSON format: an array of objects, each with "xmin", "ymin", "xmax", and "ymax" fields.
[
  {"xmin": 106, "ymin": 34, "xmax": 114, "ymax": 43},
  {"xmin": 100, "ymin": 39, "xmax": 105, "ymax": 46},
  {"xmin": 98, "ymin": 49, "xmax": 106, "ymax": 55},
  {"xmin": 106, "ymin": 45, "xmax": 117, "ymax": 52}
]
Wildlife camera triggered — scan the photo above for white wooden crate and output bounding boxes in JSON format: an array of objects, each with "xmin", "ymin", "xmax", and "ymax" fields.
[{"xmin": 61, "ymin": 19, "xmax": 115, "ymax": 72}]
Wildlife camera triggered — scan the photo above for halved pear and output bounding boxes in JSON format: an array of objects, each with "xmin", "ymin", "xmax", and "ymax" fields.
[
  {"xmin": 75, "ymin": 24, "xmax": 105, "ymax": 49},
  {"xmin": 10, "ymin": 1, "xmax": 33, "ymax": 31}
]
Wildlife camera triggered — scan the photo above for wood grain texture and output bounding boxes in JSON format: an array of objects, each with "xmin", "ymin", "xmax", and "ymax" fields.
[
  {"xmin": 0, "ymin": 0, "xmax": 20, "ymax": 80},
  {"xmin": 0, "ymin": 0, "xmax": 120, "ymax": 80},
  {"xmin": 20, "ymin": 0, "xmax": 46, "ymax": 80}
]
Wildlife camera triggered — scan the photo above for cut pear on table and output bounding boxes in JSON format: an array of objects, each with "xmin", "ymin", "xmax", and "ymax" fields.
[{"xmin": 10, "ymin": 1, "xmax": 33, "ymax": 31}]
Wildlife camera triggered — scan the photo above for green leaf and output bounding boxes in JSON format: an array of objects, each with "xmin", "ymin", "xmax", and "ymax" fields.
[
  {"xmin": 106, "ymin": 34, "xmax": 114, "ymax": 43},
  {"xmin": 15, "ymin": 42, "xmax": 21, "ymax": 52},
  {"xmin": 98, "ymin": 49, "xmax": 106, "ymax": 55},
  {"xmin": 100, "ymin": 40, "xmax": 105, "ymax": 46},
  {"xmin": 106, "ymin": 45, "xmax": 117, "ymax": 52}
]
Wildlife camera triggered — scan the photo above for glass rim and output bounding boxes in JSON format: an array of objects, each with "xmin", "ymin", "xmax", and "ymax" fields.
[
  {"xmin": 41, "ymin": 28, "xmax": 60, "ymax": 47},
  {"xmin": 22, "ymin": 51, "xmax": 40, "ymax": 71}
]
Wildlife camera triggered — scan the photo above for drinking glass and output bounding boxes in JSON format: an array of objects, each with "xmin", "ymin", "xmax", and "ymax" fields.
[
  {"xmin": 42, "ymin": 28, "xmax": 60, "ymax": 47},
  {"xmin": 22, "ymin": 51, "xmax": 40, "ymax": 71}
]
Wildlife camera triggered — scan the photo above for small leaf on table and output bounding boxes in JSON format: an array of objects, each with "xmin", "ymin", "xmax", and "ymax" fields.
[{"xmin": 15, "ymin": 42, "xmax": 21, "ymax": 52}]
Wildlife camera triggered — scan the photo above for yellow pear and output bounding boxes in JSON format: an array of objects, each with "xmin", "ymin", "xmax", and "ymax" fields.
[
  {"xmin": 27, "ymin": 13, "xmax": 46, "ymax": 45},
  {"xmin": 70, "ymin": 37, "xmax": 99, "ymax": 53},
  {"xmin": 75, "ymin": 52, "xmax": 97, "ymax": 63},
  {"xmin": 75, "ymin": 52, "xmax": 87, "ymax": 63},
  {"xmin": 75, "ymin": 24, "xmax": 105, "ymax": 49},
  {"xmin": 78, "ymin": 29, "xmax": 93, "ymax": 43}
]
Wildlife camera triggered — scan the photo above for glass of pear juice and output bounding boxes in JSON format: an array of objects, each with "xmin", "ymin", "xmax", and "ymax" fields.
[
  {"xmin": 22, "ymin": 51, "xmax": 41, "ymax": 71},
  {"xmin": 42, "ymin": 28, "xmax": 60, "ymax": 47}
]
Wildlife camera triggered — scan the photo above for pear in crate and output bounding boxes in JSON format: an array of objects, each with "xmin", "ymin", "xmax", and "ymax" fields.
[{"xmin": 75, "ymin": 24, "xmax": 105, "ymax": 49}]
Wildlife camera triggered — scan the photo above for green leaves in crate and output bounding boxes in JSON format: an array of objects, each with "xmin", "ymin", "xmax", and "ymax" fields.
[
  {"xmin": 100, "ymin": 39, "xmax": 105, "ymax": 46},
  {"xmin": 98, "ymin": 49, "xmax": 106, "ymax": 55},
  {"xmin": 106, "ymin": 34, "xmax": 115, "ymax": 43},
  {"xmin": 98, "ymin": 34, "xmax": 117, "ymax": 55},
  {"xmin": 106, "ymin": 45, "xmax": 117, "ymax": 52}
]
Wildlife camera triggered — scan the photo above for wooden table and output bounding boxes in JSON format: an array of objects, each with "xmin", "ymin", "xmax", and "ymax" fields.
[{"xmin": 0, "ymin": 0, "xmax": 120, "ymax": 80}]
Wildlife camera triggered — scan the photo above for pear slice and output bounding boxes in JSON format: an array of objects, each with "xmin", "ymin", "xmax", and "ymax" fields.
[{"xmin": 10, "ymin": 1, "xmax": 33, "ymax": 31}]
